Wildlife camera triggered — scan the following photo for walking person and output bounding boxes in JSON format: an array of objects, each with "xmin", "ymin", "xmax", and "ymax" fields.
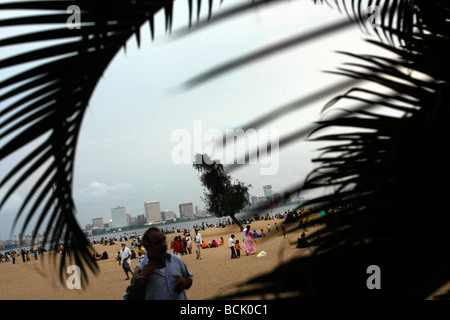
[
  {"xmin": 120, "ymin": 242, "xmax": 133, "ymax": 280},
  {"xmin": 193, "ymin": 229, "xmax": 202, "ymax": 260},
  {"xmin": 282, "ymin": 225, "xmax": 287, "ymax": 239},
  {"xmin": 242, "ymin": 225, "xmax": 251, "ymax": 243},
  {"xmin": 185, "ymin": 233, "xmax": 192, "ymax": 254},
  {"xmin": 229, "ymin": 235, "xmax": 237, "ymax": 259},
  {"xmin": 244, "ymin": 227, "xmax": 256, "ymax": 255}
]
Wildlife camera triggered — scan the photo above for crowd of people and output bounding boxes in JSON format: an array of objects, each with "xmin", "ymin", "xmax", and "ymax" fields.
[
  {"xmin": 1, "ymin": 208, "xmax": 307, "ymax": 300},
  {"xmin": 1, "ymin": 208, "xmax": 313, "ymax": 269},
  {"xmin": 0, "ymin": 246, "xmax": 44, "ymax": 264}
]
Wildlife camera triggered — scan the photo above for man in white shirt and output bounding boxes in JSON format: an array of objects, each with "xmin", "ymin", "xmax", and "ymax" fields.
[
  {"xmin": 193, "ymin": 229, "xmax": 202, "ymax": 260},
  {"xmin": 123, "ymin": 227, "xmax": 193, "ymax": 300},
  {"xmin": 120, "ymin": 242, "xmax": 132, "ymax": 280},
  {"xmin": 229, "ymin": 234, "xmax": 237, "ymax": 259}
]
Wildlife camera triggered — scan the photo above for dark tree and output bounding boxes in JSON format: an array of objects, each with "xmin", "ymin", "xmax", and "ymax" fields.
[{"xmin": 193, "ymin": 154, "xmax": 251, "ymax": 231}]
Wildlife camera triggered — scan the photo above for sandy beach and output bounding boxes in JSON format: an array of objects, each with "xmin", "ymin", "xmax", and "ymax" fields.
[
  {"xmin": 1, "ymin": 217, "xmax": 448, "ymax": 301},
  {"xmin": 0, "ymin": 218, "xmax": 315, "ymax": 300}
]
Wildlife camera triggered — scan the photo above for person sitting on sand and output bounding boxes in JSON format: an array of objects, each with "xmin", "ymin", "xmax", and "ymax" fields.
[
  {"xmin": 209, "ymin": 240, "xmax": 219, "ymax": 248},
  {"xmin": 297, "ymin": 232, "xmax": 310, "ymax": 248}
]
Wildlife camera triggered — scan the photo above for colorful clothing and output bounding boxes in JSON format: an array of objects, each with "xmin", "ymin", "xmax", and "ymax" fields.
[{"xmin": 244, "ymin": 232, "xmax": 256, "ymax": 255}]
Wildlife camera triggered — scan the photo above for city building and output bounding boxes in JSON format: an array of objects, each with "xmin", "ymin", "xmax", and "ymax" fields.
[
  {"xmin": 179, "ymin": 203, "xmax": 195, "ymax": 220},
  {"xmin": 263, "ymin": 185, "xmax": 273, "ymax": 200},
  {"xmin": 161, "ymin": 209, "xmax": 176, "ymax": 221},
  {"xmin": 111, "ymin": 206, "xmax": 128, "ymax": 228},
  {"xmin": 144, "ymin": 201, "xmax": 162, "ymax": 223},
  {"xmin": 136, "ymin": 213, "xmax": 146, "ymax": 225},
  {"xmin": 92, "ymin": 217, "xmax": 104, "ymax": 229}
]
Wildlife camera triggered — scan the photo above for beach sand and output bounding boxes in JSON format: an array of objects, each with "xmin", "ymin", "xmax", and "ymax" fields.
[
  {"xmin": 0, "ymin": 219, "xmax": 314, "ymax": 300},
  {"xmin": 1, "ymin": 218, "xmax": 448, "ymax": 300}
]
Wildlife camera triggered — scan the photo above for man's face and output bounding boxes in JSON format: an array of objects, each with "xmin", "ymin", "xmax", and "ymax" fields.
[{"xmin": 146, "ymin": 231, "xmax": 167, "ymax": 258}]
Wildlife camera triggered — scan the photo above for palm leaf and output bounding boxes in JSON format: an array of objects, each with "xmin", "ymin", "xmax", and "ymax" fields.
[
  {"xmin": 0, "ymin": 0, "xmax": 221, "ymax": 285},
  {"xmin": 219, "ymin": 2, "xmax": 450, "ymax": 298},
  {"xmin": 2, "ymin": 0, "xmax": 449, "ymax": 298}
]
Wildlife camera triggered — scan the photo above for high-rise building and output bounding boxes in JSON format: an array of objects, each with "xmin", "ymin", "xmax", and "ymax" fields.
[
  {"xmin": 263, "ymin": 185, "xmax": 273, "ymax": 199},
  {"xmin": 161, "ymin": 209, "xmax": 176, "ymax": 221},
  {"xmin": 179, "ymin": 203, "xmax": 195, "ymax": 220},
  {"xmin": 111, "ymin": 206, "xmax": 128, "ymax": 228},
  {"xmin": 144, "ymin": 201, "xmax": 162, "ymax": 223},
  {"xmin": 92, "ymin": 217, "xmax": 104, "ymax": 229},
  {"xmin": 136, "ymin": 213, "xmax": 146, "ymax": 225}
]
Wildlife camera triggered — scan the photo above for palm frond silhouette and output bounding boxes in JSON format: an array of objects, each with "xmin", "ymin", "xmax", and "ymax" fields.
[
  {"xmin": 1, "ymin": 0, "xmax": 449, "ymax": 298},
  {"xmin": 1, "ymin": 0, "xmax": 190, "ymax": 285}
]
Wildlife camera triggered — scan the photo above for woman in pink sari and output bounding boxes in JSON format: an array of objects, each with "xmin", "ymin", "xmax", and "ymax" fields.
[{"xmin": 243, "ymin": 227, "xmax": 256, "ymax": 255}]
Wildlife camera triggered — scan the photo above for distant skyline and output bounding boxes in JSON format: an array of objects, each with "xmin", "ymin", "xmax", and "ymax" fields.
[
  {"xmin": 85, "ymin": 183, "xmax": 289, "ymax": 229},
  {"xmin": 0, "ymin": 1, "xmax": 394, "ymax": 240}
]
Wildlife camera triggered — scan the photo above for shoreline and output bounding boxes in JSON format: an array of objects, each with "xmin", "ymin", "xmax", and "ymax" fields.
[
  {"xmin": 1, "ymin": 216, "xmax": 448, "ymax": 300},
  {"xmin": 0, "ymin": 218, "xmax": 309, "ymax": 300},
  {"xmin": 1, "ymin": 204, "xmax": 302, "ymax": 251}
]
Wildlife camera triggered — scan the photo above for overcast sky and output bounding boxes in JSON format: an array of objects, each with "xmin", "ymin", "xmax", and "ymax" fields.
[{"xmin": 0, "ymin": 0, "xmax": 392, "ymax": 240}]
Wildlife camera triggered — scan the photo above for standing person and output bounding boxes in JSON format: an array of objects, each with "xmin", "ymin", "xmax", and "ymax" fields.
[
  {"xmin": 242, "ymin": 225, "xmax": 250, "ymax": 243},
  {"xmin": 123, "ymin": 227, "xmax": 193, "ymax": 300},
  {"xmin": 228, "ymin": 235, "xmax": 237, "ymax": 259},
  {"xmin": 185, "ymin": 234, "xmax": 192, "ymax": 254},
  {"xmin": 193, "ymin": 229, "xmax": 202, "ymax": 260},
  {"xmin": 120, "ymin": 242, "xmax": 133, "ymax": 280},
  {"xmin": 281, "ymin": 225, "xmax": 286, "ymax": 239},
  {"xmin": 173, "ymin": 236, "xmax": 183, "ymax": 256},
  {"xmin": 181, "ymin": 235, "xmax": 188, "ymax": 255},
  {"xmin": 267, "ymin": 224, "xmax": 271, "ymax": 232},
  {"xmin": 244, "ymin": 227, "xmax": 256, "ymax": 255},
  {"xmin": 235, "ymin": 240, "xmax": 241, "ymax": 258}
]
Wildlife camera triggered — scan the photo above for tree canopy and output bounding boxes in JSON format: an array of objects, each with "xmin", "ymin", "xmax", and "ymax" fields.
[{"xmin": 193, "ymin": 154, "xmax": 251, "ymax": 230}]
